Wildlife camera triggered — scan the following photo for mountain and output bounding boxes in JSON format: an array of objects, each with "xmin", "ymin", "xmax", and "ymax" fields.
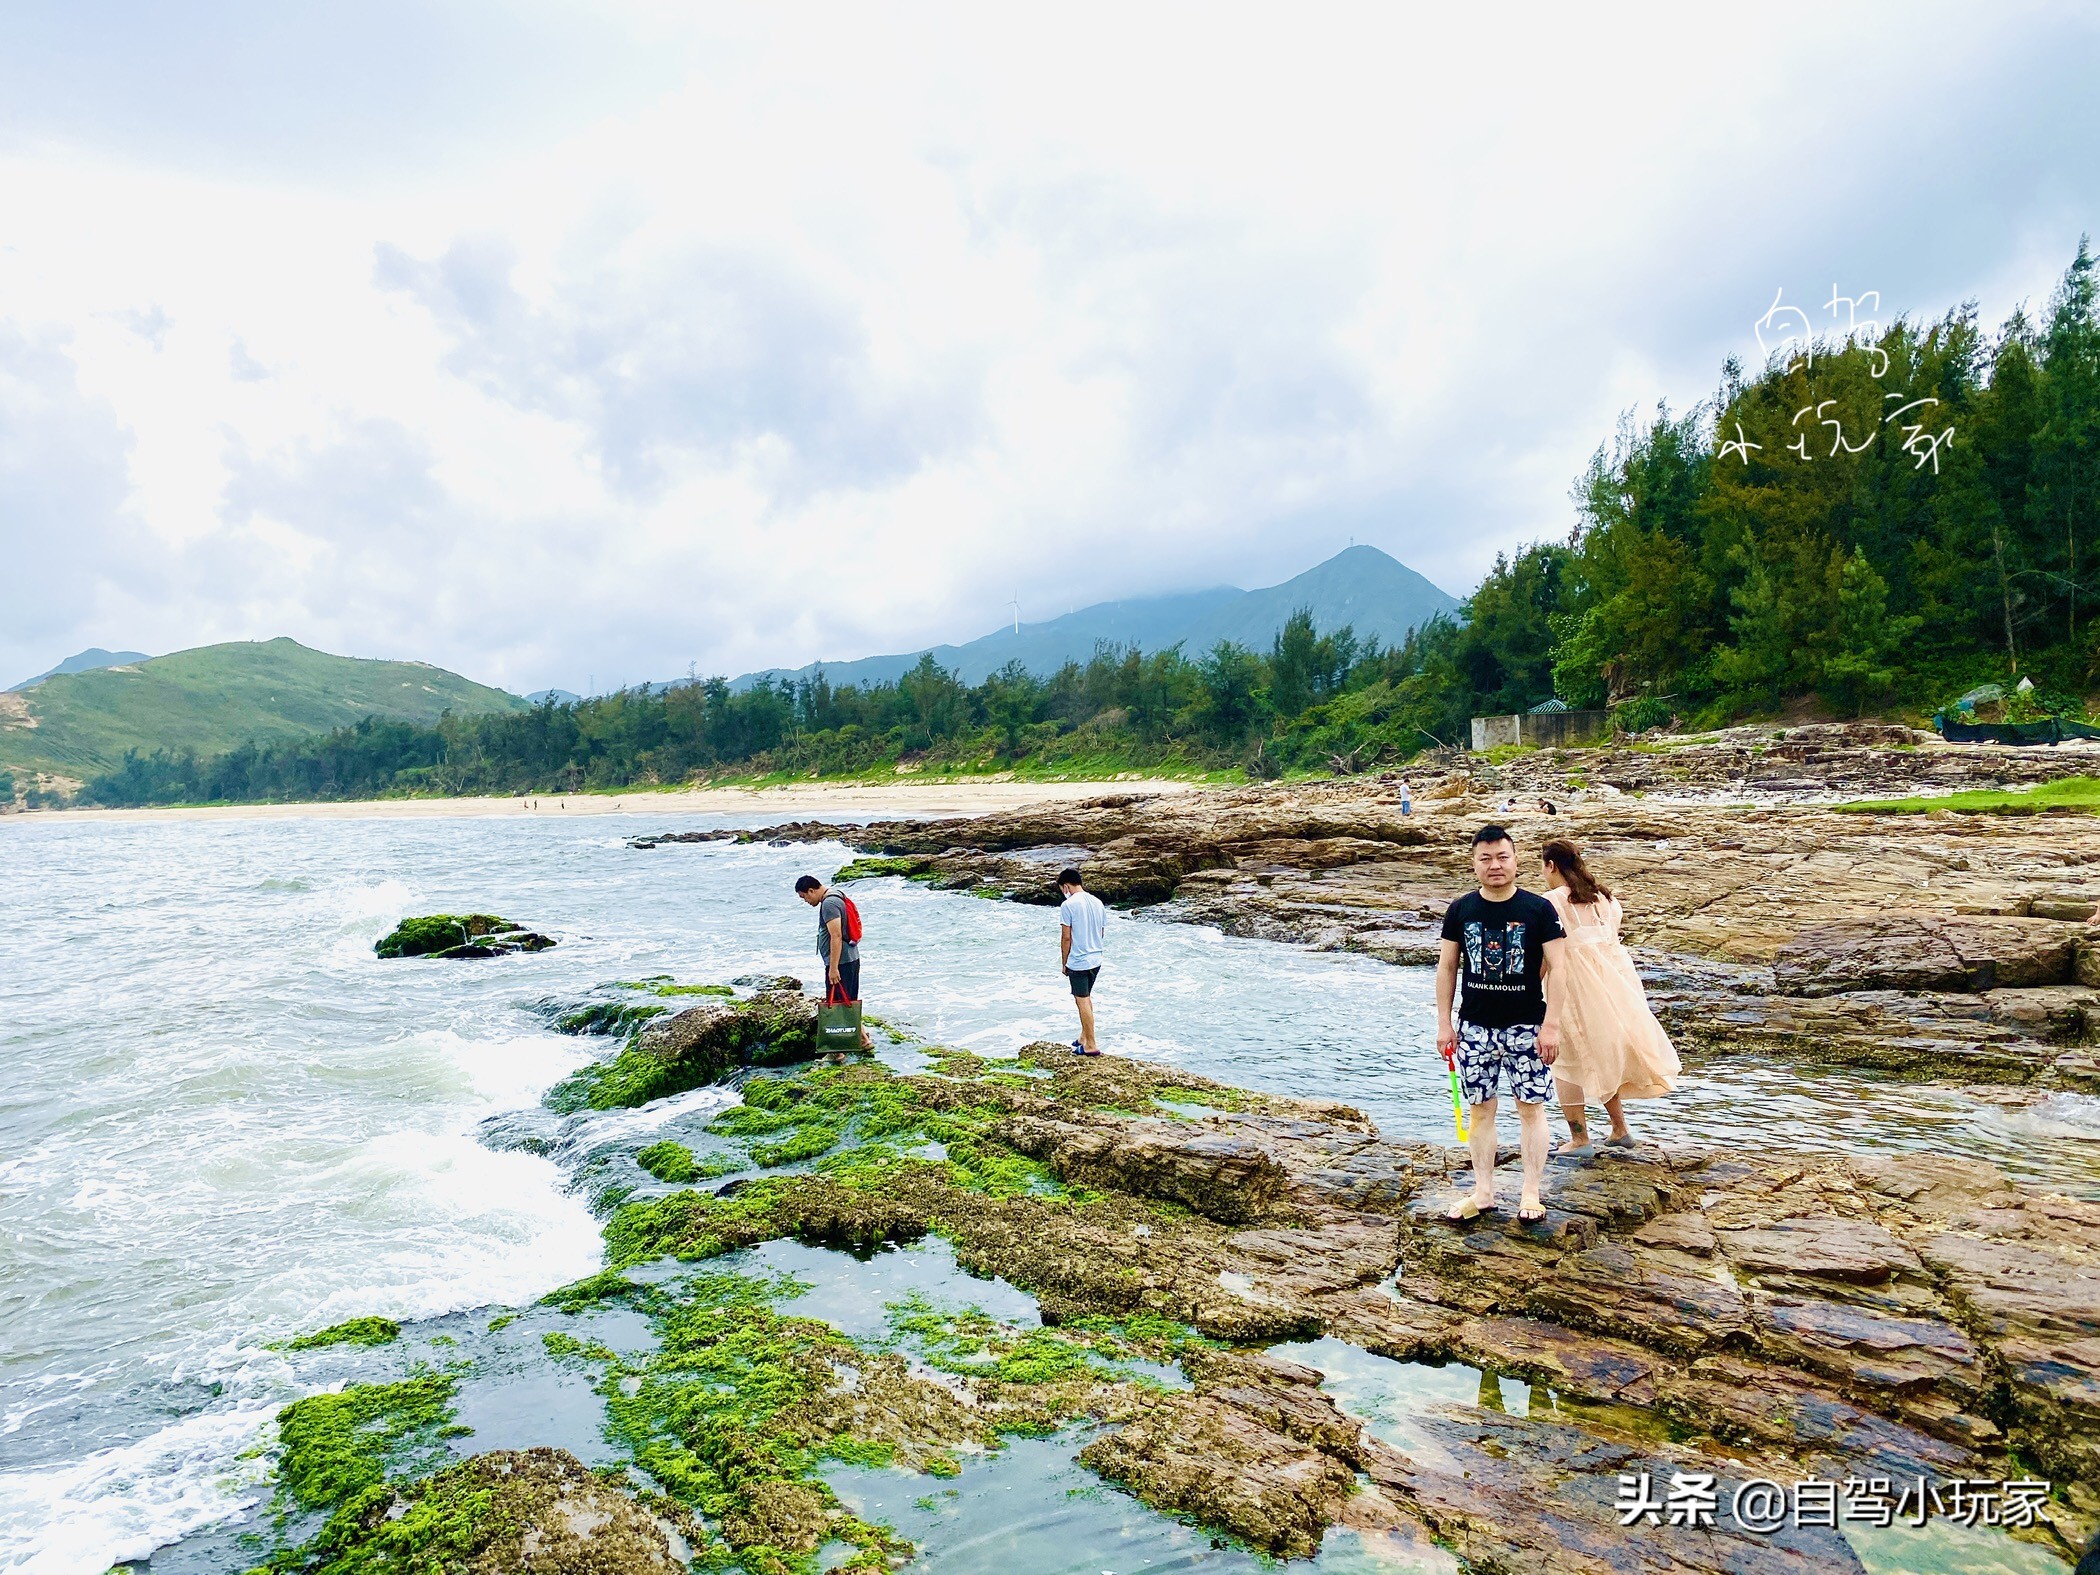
[
  {"xmin": 9, "ymin": 648, "xmax": 152, "ymax": 692},
  {"xmin": 525, "ymin": 688, "xmax": 584, "ymax": 706},
  {"xmin": 0, "ymin": 637, "xmax": 529, "ymax": 786},
  {"xmin": 732, "ymin": 545, "xmax": 1460, "ymax": 692}
]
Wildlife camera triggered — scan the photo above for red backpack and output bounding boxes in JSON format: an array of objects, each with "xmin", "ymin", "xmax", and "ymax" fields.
[{"xmin": 838, "ymin": 893, "xmax": 864, "ymax": 944}]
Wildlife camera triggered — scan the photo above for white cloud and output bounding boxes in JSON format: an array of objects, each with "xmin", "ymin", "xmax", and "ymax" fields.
[{"xmin": 1, "ymin": 1, "xmax": 2097, "ymax": 693}]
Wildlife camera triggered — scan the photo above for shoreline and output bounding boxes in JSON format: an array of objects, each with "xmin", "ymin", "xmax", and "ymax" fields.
[{"xmin": 4, "ymin": 776, "xmax": 1196, "ymax": 826}]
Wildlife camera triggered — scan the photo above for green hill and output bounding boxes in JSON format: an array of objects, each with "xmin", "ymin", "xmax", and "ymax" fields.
[{"xmin": 0, "ymin": 638, "xmax": 528, "ymax": 786}]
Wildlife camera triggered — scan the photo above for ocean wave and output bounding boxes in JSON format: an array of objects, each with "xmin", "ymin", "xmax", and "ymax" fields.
[{"xmin": 0, "ymin": 1404, "xmax": 276, "ymax": 1575}]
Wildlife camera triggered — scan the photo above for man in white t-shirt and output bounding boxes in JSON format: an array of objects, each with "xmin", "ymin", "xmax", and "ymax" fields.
[{"xmin": 1057, "ymin": 866, "xmax": 1109, "ymax": 1056}]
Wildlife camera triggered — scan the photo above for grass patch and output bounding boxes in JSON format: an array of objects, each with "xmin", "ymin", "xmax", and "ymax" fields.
[{"xmin": 1836, "ymin": 776, "xmax": 2100, "ymax": 815}]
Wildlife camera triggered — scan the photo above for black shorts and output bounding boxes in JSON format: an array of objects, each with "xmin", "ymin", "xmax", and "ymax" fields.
[
  {"xmin": 1066, "ymin": 965, "xmax": 1100, "ymax": 998},
  {"xmin": 828, "ymin": 959, "xmax": 860, "ymax": 1001}
]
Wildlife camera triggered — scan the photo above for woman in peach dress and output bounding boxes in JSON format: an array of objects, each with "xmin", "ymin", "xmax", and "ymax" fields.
[{"xmin": 1539, "ymin": 838, "xmax": 1679, "ymax": 1154}]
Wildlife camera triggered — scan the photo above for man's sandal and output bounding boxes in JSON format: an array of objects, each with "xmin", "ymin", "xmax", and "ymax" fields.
[
  {"xmin": 1518, "ymin": 1203, "xmax": 1548, "ymax": 1224},
  {"xmin": 1445, "ymin": 1196, "xmax": 1497, "ymax": 1221}
]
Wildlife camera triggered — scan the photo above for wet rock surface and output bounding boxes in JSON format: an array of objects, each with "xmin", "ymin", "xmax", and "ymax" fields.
[
  {"xmin": 595, "ymin": 1050, "xmax": 2096, "ymax": 1563},
  {"xmin": 709, "ymin": 726, "xmax": 2100, "ymax": 1092}
]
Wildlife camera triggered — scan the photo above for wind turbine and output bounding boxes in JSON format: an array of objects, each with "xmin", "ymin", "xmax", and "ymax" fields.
[{"xmin": 1010, "ymin": 594, "xmax": 1020, "ymax": 635}]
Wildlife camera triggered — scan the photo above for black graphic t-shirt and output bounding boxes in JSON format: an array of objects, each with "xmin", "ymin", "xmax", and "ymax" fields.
[{"xmin": 1440, "ymin": 888, "xmax": 1564, "ymax": 1028}]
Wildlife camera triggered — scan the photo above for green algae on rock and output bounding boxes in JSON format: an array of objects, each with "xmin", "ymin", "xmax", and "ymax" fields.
[
  {"xmin": 546, "ymin": 990, "xmax": 827, "ymax": 1113},
  {"xmin": 286, "ymin": 1316, "xmax": 401, "ymax": 1352},
  {"xmin": 275, "ymin": 1447, "xmax": 687, "ymax": 1575},
  {"xmin": 830, "ymin": 856, "xmax": 934, "ymax": 883},
  {"xmin": 373, "ymin": 915, "xmax": 554, "ymax": 960},
  {"xmin": 636, "ymin": 1140, "xmax": 741, "ymax": 1185},
  {"xmin": 272, "ymin": 1373, "xmax": 463, "ymax": 1519}
]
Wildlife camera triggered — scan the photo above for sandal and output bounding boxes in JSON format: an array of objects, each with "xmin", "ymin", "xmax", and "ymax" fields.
[
  {"xmin": 1603, "ymin": 1133, "xmax": 1637, "ymax": 1148},
  {"xmin": 1518, "ymin": 1202, "xmax": 1548, "ymax": 1224},
  {"xmin": 1444, "ymin": 1196, "xmax": 1497, "ymax": 1221}
]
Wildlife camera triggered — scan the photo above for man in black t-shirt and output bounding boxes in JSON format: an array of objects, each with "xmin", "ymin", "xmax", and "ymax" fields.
[{"xmin": 1436, "ymin": 824, "xmax": 1567, "ymax": 1224}]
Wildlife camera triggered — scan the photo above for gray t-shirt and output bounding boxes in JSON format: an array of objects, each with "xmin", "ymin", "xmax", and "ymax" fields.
[
  {"xmin": 817, "ymin": 892, "xmax": 859, "ymax": 964},
  {"xmin": 1060, "ymin": 889, "xmax": 1108, "ymax": 970}
]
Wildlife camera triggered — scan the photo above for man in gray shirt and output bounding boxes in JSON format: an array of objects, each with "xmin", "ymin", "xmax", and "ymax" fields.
[
  {"xmin": 795, "ymin": 874, "xmax": 871, "ymax": 1048},
  {"xmin": 1058, "ymin": 866, "xmax": 1108, "ymax": 1056}
]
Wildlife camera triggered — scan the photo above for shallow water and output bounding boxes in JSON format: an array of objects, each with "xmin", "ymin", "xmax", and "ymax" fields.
[{"xmin": 2, "ymin": 812, "xmax": 2094, "ymax": 1572}]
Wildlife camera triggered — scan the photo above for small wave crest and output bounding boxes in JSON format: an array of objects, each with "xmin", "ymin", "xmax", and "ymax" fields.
[
  {"xmin": 2000, "ymin": 1092, "xmax": 2100, "ymax": 1141},
  {"xmin": 0, "ymin": 1404, "xmax": 276, "ymax": 1575}
]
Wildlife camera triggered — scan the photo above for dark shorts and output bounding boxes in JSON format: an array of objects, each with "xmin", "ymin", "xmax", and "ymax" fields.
[
  {"xmin": 1455, "ymin": 1021, "xmax": 1551, "ymax": 1106},
  {"xmin": 1066, "ymin": 965, "xmax": 1101, "ymax": 998},
  {"xmin": 827, "ymin": 959, "xmax": 861, "ymax": 1001}
]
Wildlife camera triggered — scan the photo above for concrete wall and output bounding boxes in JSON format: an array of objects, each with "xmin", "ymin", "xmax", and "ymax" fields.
[{"xmin": 1469, "ymin": 710, "xmax": 1610, "ymax": 750}]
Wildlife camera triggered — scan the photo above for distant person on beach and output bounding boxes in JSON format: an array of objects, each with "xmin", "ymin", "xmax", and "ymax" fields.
[
  {"xmin": 1436, "ymin": 825, "xmax": 1567, "ymax": 1223},
  {"xmin": 1058, "ymin": 866, "xmax": 1108, "ymax": 1056},
  {"xmin": 1400, "ymin": 780, "xmax": 1413, "ymax": 816},
  {"xmin": 795, "ymin": 874, "xmax": 873, "ymax": 1049},
  {"xmin": 1537, "ymin": 839, "xmax": 1678, "ymax": 1154}
]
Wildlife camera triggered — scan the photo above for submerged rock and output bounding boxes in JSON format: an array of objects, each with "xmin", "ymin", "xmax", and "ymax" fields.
[{"xmin": 375, "ymin": 913, "xmax": 555, "ymax": 959}]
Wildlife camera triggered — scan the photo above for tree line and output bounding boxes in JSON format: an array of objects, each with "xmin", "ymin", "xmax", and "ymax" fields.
[
  {"xmin": 78, "ymin": 615, "xmax": 1443, "ymax": 805},
  {"xmin": 77, "ymin": 240, "xmax": 2100, "ymax": 807}
]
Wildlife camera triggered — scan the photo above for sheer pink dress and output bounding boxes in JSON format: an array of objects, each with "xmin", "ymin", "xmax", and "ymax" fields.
[{"xmin": 1546, "ymin": 889, "xmax": 1680, "ymax": 1100}]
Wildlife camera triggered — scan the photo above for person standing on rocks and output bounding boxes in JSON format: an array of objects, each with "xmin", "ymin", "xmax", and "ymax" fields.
[
  {"xmin": 1537, "ymin": 838, "xmax": 1678, "ymax": 1154},
  {"xmin": 795, "ymin": 874, "xmax": 873, "ymax": 1050},
  {"xmin": 1058, "ymin": 866, "xmax": 1108, "ymax": 1056},
  {"xmin": 1436, "ymin": 825, "xmax": 1568, "ymax": 1223}
]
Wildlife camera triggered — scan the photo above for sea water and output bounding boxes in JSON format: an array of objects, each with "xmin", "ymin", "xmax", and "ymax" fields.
[{"xmin": 2, "ymin": 812, "xmax": 2094, "ymax": 1572}]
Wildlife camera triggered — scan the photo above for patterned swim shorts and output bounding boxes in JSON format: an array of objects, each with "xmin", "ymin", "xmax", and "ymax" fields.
[{"xmin": 1455, "ymin": 1021, "xmax": 1551, "ymax": 1107}]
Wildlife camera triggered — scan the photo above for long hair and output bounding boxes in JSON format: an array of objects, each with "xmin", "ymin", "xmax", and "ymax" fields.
[{"xmin": 1541, "ymin": 838, "xmax": 1610, "ymax": 906}]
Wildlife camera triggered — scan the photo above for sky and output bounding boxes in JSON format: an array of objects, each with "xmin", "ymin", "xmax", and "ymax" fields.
[{"xmin": 3, "ymin": 2, "xmax": 2099, "ymax": 695}]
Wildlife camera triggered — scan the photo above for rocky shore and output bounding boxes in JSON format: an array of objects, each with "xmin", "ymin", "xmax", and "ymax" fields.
[
  {"xmin": 709, "ymin": 726, "xmax": 2100, "ymax": 1095},
  {"xmin": 247, "ymin": 734, "xmax": 2100, "ymax": 1574},
  {"xmin": 289, "ymin": 1023, "xmax": 2095, "ymax": 1571}
]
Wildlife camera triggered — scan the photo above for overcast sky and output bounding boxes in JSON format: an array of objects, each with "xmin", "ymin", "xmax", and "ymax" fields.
[{"xmin": 3, "ymin": 2, "xmax": 2098, "ymax": 694}]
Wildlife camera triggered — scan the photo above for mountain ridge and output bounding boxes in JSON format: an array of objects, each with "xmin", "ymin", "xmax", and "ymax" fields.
[
  {"xmin": 729, "ymin": 545, "xmax": 1459, "ymax": 692},
  {"xmin": 8, "ymin": 648, "xmax": 151, "ymax": 692},
  {"xmin": 0, "ymin": 637, "xmax": 529, "ymax": 787}
]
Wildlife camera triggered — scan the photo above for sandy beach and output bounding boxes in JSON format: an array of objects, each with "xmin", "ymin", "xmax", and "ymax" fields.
[{"xmin": 8, "ymin": 777, "xmax": 1197, "ymax": 827}]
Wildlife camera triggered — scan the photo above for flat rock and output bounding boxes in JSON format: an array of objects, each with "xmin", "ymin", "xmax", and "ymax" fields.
[{"xmin": 1773, "ymin": 915, "xmax": 2079, "ymax": 995}]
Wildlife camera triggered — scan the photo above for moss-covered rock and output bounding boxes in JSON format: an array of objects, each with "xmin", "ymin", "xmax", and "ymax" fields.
[
  {"xmin": 294, "ymin": 1447, "xmax": 685, "ymax": 1574},
  {"xmin": 635, "ymin": 1140, "xmax": 710, "ymax": 1184},
  {"xmin": 831, "ymin": 856, "xmax": 934, "ymax": 883},
  {"xmin": 375, "ymin": 915, "xmax": 554, "ymax": 960},
  {"xmin": 287, "ymin": 1316, "xmax": 401, "ymax": 1351},
  {"xmin": 547, "ymin": 991, "xmax": 826, "ymax": 1112}
]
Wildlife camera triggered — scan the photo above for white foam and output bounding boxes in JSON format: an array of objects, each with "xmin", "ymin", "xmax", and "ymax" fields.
[
  {"xmin": 572, "ymin": 1082, "xmax": 743, "ymax": 1139},
  {"xmin": 0, "ymin": 1404, "xmax": 276, "ymax": 1575},
  {"xmin": 2000, "ymin": 1092, "xmax": 2100, "ymax": 1142}
]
